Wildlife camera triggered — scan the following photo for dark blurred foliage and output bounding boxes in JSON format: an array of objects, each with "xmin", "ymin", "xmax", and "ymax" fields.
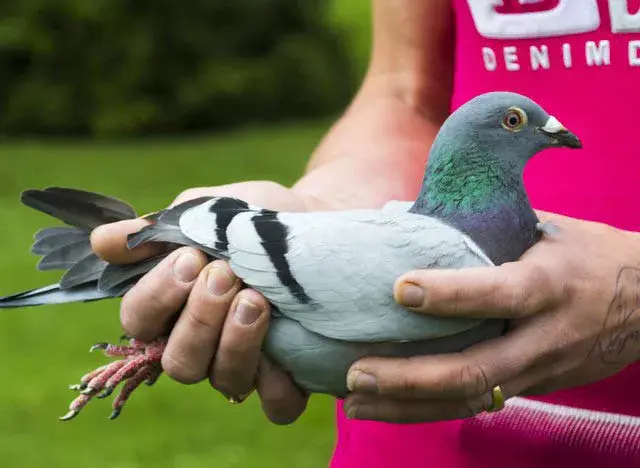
[{"xmin": 0, "ymin": 0, "xmax": 354, "ymax": 137}]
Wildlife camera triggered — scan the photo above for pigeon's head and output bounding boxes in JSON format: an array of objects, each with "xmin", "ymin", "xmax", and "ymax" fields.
[{"xmin": 442, "ymin": 91, "xmax": 582, "ymax": 165}]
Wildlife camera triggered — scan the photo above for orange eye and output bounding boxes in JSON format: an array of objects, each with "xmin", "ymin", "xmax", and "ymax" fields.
[{"xmin": 502, "ymin": 108, "xmax": 527, "ymax": 132}]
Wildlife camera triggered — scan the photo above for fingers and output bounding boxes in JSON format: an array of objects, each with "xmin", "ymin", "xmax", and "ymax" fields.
[
  {"xmin": 161, "ymin": 260, "xmax": 242, "ymax": 384},
  {"xmin": 343, "ymin": 392, "xmax": 494, "ymax": 424},
  {"xmin": 347, "ymin": 323, "xmax": 548, "ymax": 400},
  {"xmin": 256, "ymin": 356, "xmax": 308, "ymax": 425},
  {"xmin": 91, "ymin": 218, "xmax": 162, "ymax": 264},
  {"xmin": 209, "ymin": 288, "xmax": 271, "ymax": 398},
  {"xmin": 394, "ymin": 262, "xmax": 559, "ymax": 319},
  {"xmin": 120, "ymin": 247, "xmax": 208, "ymax": 341}
]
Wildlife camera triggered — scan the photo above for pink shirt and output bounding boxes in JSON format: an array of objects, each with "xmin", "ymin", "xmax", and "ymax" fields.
[{"xmin": 332, "ymin": 1, "xmax": 640, "ymax": 466}]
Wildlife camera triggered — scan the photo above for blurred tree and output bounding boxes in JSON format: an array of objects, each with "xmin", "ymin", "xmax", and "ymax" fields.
[{"xmin": 0, "ymin": 0, "xmax": 354, "ymax": 137}]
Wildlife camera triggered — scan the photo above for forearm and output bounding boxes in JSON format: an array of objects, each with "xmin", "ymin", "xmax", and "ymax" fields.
[
  {"xmin": 292, "ymin": 91, "xmax": 440, "ymax": 210},
  {"xmin": 292, "ymin": 0, "xmax": 453, "ymax": 211}
]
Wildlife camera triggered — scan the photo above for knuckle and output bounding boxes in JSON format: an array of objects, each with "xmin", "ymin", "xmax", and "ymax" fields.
[
  {"xmin": 184, "ymin": 297, "xmax": 223, "ymax": 331},
  {"xmin": 394, "ymin": 405, "xmax": 422, "ymax": 423},
  {"xmin": 523, "ymin": 263, "xmax": 550, "ymax": 292},
  {"xmin": 455, "ymin": 363, "xmax": 490, "ymax": 398},
  {"xmin": 119, "ymin": 280, "xmax": 178, "ymax": 339},
  {"xmin": 140, "ymin": 279, "xmax": 178, "ymax": 313},
  {"xmin": 395, "ymin": 376, "xmax": 421, "ymax": 398},
  {"xmin": 506, "ymin": 264, "xmax": 549, "ymax": 316},
  {"xmin": 388, "ymin": 360, "xmax": 425, "ymax": 397},
  {"xmin": 162, "ymin": 353, "xmax": 206, "ymax": 384}
]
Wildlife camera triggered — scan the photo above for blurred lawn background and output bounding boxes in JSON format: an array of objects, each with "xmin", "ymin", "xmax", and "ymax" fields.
[{"xmin": 0, "ymin": 2, "xmax": 372, "ymax": 467}]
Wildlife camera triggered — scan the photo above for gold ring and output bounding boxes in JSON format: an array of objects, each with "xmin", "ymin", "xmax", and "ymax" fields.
[{"xmin": 487, "ymin": 385, "xmax": 506, "ymax": 413}]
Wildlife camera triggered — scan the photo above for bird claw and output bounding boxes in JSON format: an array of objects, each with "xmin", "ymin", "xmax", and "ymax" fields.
[
  {"xmin": 97, "ymin": 386, "xmax": 114, "ymax": 399},
  {"xmin": 59, "ymin": 409, "xmax": 79, "ymax": 421},
  {"xmin": 60, "ymin": 337, "xmax": 166, "ymax": 421},
  {"xmin": 89, "ymin": 343, "xmax": 109, "ymax": 353}
]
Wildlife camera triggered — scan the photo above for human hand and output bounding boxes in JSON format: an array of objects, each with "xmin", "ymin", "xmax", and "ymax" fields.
[
  {"xmin": 344, "ymin": 213, "xmax": 640, "ymax": 423},
  {"xmin": 90, "ymin": 181, "xmax": 313, "ymax": 424}
]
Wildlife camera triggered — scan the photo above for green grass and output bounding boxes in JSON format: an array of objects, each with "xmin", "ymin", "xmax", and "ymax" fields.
[
  {"xmin": 0, "ymin": 4, "xmax": 373, "ymax": 467},
  {"xmin": 329, "ymin": 0, "xmax": 372, "ymax": 79},
  {"xmin": 0, "ymin": 120, "xmax": 339, "ymax": 468}
]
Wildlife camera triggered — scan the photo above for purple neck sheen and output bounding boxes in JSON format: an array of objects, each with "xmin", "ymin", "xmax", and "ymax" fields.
[{"xmin": 428, "ymin": 201, "xmax": 540, "ymax": 266}]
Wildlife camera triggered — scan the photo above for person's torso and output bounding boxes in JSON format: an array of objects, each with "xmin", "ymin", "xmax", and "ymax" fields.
[
  {"xmin": 452, "ymin": 0, "xmax": 640, "ymax": 230},
  {"xmin": 332, "ymin": 2, "xmax": 640, "ymax": 467}
]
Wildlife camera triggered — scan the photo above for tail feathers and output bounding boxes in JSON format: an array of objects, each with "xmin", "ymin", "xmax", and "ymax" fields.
[
  {"xmin": 98, "ymin": 256, "xmax": 166, "ymax": 293},
  {"xmin": 0, "ymin": 283, "xmax": 113, "ymax": 308},
  {"xmin": 32, "ymin": 228, "xmax": 87, "ymax": 256},
  {"xmin": 7, "ymin": 187, "xmax": 230, "ymax": 310},
  {"xmin": 5, "ymin": 187, "xmax": 151, "ymax": 308},
  {"xmin": 59, "ymin": 254, "xmax": 107, "ymax": 289},
  {"xmin": 41, "ymin": 188, "xmax": 136, "ymax": 220},
  {"xmin": 21, "ymin": 187, "xmax": 137, "ymax": 231},
  {"xmin": 37, "ymin": 238, "xmax": 94, "ymax": 271},
  {"xmin": 34, "ymin": 226, "xmax": 84, "ymax": 241}
]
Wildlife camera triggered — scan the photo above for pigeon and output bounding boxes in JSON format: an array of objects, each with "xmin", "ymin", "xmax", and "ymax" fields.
[{"xmin": 0, "ymin": 91, "xmax": 582, "ymax": 421}]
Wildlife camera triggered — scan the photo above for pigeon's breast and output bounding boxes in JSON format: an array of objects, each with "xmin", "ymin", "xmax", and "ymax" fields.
[{"xmin": 264, "ymin": 316, "xmax": 506, "ymax": 396}]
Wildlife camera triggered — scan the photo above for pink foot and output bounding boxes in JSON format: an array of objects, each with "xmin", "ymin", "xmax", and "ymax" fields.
[{"xmin": 60, "ymin": 337, "xmax": 166, "ymax": 421}]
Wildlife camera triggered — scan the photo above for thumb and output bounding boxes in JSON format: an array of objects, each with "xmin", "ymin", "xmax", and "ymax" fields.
[
  {"xmin": 90, "ymin": 218, "xmax": 159, "ymax": 265},
  {"xmin": 394, "ymin": 262, "xmax": 557, "ymax": 319}
]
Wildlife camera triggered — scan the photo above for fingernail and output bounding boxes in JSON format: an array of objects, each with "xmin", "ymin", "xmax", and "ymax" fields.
[
  {"xmin": 398, "ymin": 283, "xmax": 425, "ymax": 308},
  {"xmin": 207, "ymin": 264, "xmax": 235, "ymax": 296},
  {"xmin": 229, "ymin": 389, "xmax": 255, "ymax": 404},
  {"xmin": 346, "ymin": 405, "xmax": 359, "ymax": 420},
  {"xmin": 347, "ymin": 370, "xmax": 378, "ymax": 393},
  {"xmin": 173, "ymin": 252, "xmax": 202, "ymax": 283},
  {"xmin": 234, "ymin": 299, "xmax": 262, "ymax": 325}
]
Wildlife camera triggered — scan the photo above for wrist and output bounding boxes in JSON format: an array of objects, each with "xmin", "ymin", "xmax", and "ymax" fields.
[{"xmin": 354, "ymin": 71, "xmax": 451, "ymax": 126}]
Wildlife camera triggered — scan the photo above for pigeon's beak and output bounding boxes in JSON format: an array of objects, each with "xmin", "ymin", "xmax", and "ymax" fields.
[{"xmin": 538, "ymin": 116, "xmax": 582, "ymax": 149}]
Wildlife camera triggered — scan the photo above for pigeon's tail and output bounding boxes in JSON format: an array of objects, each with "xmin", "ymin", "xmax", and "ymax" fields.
[
  {"xmin": 1, "ymin": 188, "xmax": 238, "ymax": 309},
  {"xmin": 0, "ymin": 283, "xmax": 113, "ymax": 308},
  {"xmin": 2, "ymin": 188, "xmax": 173, "ymax": 308}
]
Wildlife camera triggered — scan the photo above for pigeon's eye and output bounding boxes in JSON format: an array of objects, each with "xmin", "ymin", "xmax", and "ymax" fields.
[{"xmin": 502, "ymin": 108, "xmax": 527, "ymax": 132}]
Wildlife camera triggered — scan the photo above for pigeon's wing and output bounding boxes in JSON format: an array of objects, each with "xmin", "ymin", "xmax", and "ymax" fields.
[{"xmin": 180, "ymin": 206, "xmax": 494, "ymax": 342}]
